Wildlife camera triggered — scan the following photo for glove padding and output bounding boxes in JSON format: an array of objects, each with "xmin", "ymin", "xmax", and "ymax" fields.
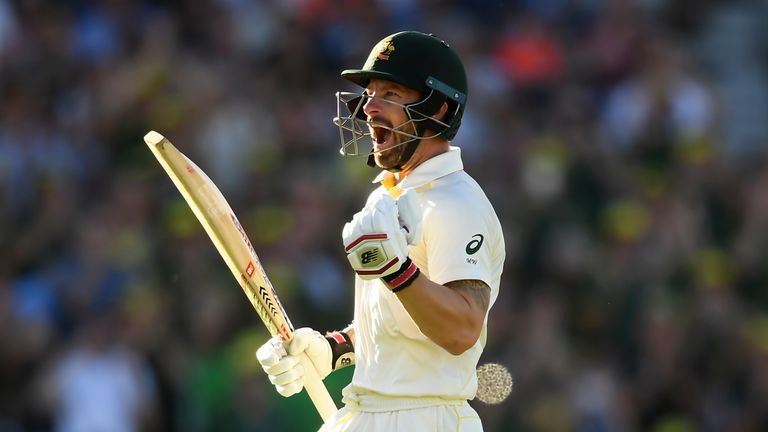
[
  {"xmin": 255, "ymin": 328, "xmax": 332, "ymax": 398},
  {"xmin": 395, "ymin": 189, "xmax": 422, "ymax": 246},
  {"xmin": 342, "ymin": 191, "xmax": 421, "ymax": 280}
]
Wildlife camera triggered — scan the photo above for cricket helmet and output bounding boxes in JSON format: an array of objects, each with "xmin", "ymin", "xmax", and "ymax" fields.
[{"xmin": 334, "ymin": 31, "xmax": 468, "ymax": 169}]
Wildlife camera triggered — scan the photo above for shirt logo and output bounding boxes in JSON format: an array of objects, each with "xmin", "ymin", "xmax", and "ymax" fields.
[{"xmin": 466, "ymin": 234, "xmax": 484, "ymax": 255}]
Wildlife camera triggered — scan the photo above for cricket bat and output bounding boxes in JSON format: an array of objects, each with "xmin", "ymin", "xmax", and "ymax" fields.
[{"xmin": 144, "ymin": 131, "xmax": 337, "ymax": 422}]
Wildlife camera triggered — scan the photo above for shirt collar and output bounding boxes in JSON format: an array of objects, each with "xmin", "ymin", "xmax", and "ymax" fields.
[{"xmin": 372, "ymin": 146, "xmax": 464, "ymax": 191}]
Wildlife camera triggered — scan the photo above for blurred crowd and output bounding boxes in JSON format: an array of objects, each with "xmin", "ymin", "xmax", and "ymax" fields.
[{"xmin": 2, "ymin": 0, "xmax": 768, "ymax": 431}]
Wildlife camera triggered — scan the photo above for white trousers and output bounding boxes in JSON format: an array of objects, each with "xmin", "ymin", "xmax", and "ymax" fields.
[{"xmin": 318, "ymin": 390, "xmax": 483, "ymax": 432}]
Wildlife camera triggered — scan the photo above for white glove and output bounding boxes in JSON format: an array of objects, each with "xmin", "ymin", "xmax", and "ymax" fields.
[
  {"xmin": 396, "ymin": 189, "xmax": 422, "ymax": 246},
  {"xmin": 255, "ymin": 328, "xmax": 332, "ymax": 398},
  {"xmin": 343, "ymin": 193, "xmax": 413, "ymax": 279}
]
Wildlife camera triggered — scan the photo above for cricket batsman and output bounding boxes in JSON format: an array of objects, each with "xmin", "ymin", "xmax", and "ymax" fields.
[{"xmin": 257, "ymin": 31, "xmax": 506, "ymax": 431}]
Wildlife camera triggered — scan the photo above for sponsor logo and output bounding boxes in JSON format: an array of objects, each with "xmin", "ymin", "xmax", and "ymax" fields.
[
  {"xmin": 360, "ymin": 247, "xmax": 382, "ymax": 267},
  {"xmin": 245, "ymin": 261, "xmax": 255, "ymax": 277},
  {"xmin": 339, "ymin": 353, "xmax": 354, "ymax": 367},
  {"xmin": 466, "ymin": 234, "xmax": 484, "ymax": 255}
]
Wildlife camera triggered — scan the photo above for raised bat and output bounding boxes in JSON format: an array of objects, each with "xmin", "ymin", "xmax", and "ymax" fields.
[{"xmin": 144, "ymin": 130, "xmax": 337, "ymax": 421}]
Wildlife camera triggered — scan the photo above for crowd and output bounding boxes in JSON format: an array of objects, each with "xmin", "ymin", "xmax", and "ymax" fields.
[{"xmin": 2, "ymin": 0, "xmax": 768, "ymax": 431}]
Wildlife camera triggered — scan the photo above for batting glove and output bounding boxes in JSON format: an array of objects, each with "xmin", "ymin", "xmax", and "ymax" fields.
[
  {"xmin": 343, "ymin": 192, "xmax": 422, "ymax": 291},
  {"xmin": 395, "ymin": 189, "xmax": 422, "ymax": 246},
  {"xmin": 256, "ymin": 328, "xmax": 354, "ymax": 397},
  {"xmin": 256, "ymin": 328, "xmax": 331, "ymax": 397}
]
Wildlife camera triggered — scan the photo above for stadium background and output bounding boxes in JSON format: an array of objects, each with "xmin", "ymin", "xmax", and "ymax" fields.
[{"xmin": 1, "ymin": 0, "xmax": 768, "ymax": 430}]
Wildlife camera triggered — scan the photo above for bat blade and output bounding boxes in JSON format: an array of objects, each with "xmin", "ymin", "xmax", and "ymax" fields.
[{"xmin": 144, "ymin": 130, "xmax": 337, "ymax": 421}]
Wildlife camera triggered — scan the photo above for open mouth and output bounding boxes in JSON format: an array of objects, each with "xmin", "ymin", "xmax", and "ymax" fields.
[{"xmin": 371, "ymin": 125, "xmax": 392, "ymax": 150}]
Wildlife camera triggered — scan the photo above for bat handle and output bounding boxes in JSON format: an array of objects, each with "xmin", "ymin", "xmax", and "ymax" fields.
[{"xmin": 298, "ymin": 352, "xmax": 338, "ymax": 422}]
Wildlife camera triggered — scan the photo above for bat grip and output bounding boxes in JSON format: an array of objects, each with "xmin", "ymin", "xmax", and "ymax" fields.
[{"xmin": 298, "ymin": 352, "xmax": 338, "ymax": 422}]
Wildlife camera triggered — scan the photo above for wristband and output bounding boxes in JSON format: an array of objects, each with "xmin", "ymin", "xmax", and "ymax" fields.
[
  {"xmin": 381, "ymin": 257, "xmax": 420, "ymax": 292},
  {"xmin": 325, "ymin": 331, "xmax": 355, "ymax": 370}
]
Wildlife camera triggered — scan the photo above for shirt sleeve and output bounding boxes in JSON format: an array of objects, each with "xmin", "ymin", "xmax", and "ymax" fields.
[{"xmin": 421, "ymin": 192, "xmax": 495, "ymax": 287}]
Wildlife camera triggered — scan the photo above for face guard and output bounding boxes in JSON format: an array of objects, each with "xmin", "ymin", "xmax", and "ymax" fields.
[{"xmin": 333, "ymin": 89, "xmax": 459, "ymax": 168}]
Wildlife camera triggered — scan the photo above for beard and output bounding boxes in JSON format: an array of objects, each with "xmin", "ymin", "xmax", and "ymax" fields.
[
  {"xmin": 370, "ymin": 117, "xmax": 418, "ymax": 171},
  {"xmin": 374, "ymin": 135, "xmax": 409, "ymax": 170}
]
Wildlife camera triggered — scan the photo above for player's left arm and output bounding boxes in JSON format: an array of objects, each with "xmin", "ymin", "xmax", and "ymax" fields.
[{"xmin": 394, "ymin": 277, "xmax": 490, "ymax": 355}]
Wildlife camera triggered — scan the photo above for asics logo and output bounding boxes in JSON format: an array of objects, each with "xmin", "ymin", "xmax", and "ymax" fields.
[{"xmin": 466, "ymin": 234, "xmax": 484, "ymax": 255}]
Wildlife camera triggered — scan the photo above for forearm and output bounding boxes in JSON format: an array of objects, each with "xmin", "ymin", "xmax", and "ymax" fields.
[{"xmin": 393, "ymin": 275, "xmax": 488, "ymax": 355}]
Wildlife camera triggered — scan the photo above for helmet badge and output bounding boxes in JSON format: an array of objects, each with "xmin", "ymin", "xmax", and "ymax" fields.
[{"xmin": 375, "ymin": 38, "xmax": 396, "ymax": 61}]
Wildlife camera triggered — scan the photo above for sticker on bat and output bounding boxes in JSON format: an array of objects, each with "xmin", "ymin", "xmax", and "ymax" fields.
[
  {"xmin": 258, "ymin": 285, "xmax": 278, "ymax": 316},
  {"xmin": 246, "ymin": 261, "xmax": 255, "ymax": 278},
  {"xmin": 280, "ymin": 323, "xmax": 290, "ymax": 340}
]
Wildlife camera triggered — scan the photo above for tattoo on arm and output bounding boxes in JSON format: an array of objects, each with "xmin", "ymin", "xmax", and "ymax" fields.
[{"xmin": 445, "ymin": 279, "xmax": 491, "ymax": 312}]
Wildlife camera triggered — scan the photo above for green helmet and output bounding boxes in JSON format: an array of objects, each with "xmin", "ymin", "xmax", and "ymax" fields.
[{"xmin": 341, "ymin": 31, "xmax": 468, "ymax": 141}]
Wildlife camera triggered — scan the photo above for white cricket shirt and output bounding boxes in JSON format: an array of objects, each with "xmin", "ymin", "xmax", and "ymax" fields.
[{"xmin": 348, "ymin": 147, "xmax": 505, "ymax": 400}]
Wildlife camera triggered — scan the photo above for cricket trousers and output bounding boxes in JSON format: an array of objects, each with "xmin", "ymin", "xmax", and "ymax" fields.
[{"xmin": 318, "ymin": 388, "xmax": 483, "ymax": 432}]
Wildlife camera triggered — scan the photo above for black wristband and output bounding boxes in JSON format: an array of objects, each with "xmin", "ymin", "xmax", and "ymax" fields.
[
  {"xmin": 325, "ymin": 331, "xmax": 354, "ymax": 370},
  {"xmin": 381, "ymin": 257, "xmax": 420, "ymax": 293}
]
